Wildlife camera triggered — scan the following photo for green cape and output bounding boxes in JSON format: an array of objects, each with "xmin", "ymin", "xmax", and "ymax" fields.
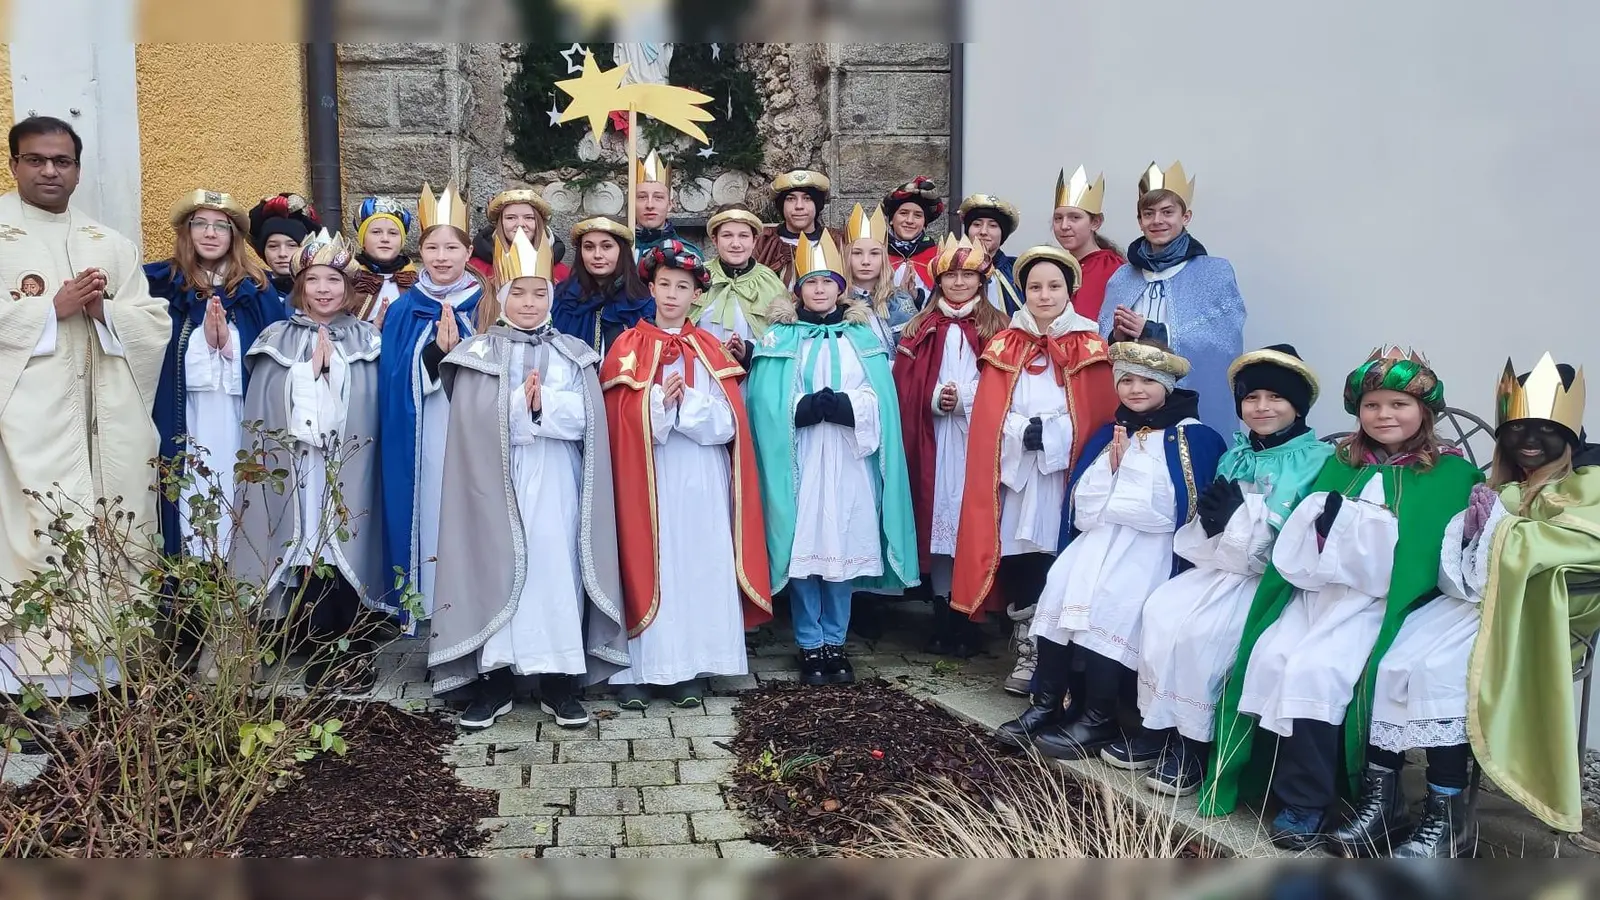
[
  {"xmin": 1469, "ymin": 466, "xmax": 1600, "ymax": 831},
  {"xmin": 745, "ymin": 317, "xmax": 918, "ymax": 594},
  {"xmin": 1200, "ymin": 451, "xmax": 1482, "ymax": 816},
  {"xmin": 692, "ymin": 259, "xmax": 786, "ymax": 338}
]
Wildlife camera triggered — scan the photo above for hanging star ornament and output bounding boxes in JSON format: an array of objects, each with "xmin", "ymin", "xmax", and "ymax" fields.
[
  {"xmin": 559, "ymin": 42, "xmax": 588, "ymax": 75},
  {"xmin": 697, "ymin": 146, "xmax": 717, "ymax": 159},
  {"xmin": 546, "ymin": 96, "xmax": 563, "ymax": 127},
  {"xmin": 710, "ymin": 43, "xmax": 721, "ymax": 60},
  {"xmin": 556, "ymin": 54, "xmax": 715, "ymax": 144}
]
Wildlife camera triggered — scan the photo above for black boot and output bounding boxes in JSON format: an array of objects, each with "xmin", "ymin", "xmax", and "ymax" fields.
[
  {"xmin": 798, "ymin": 648, "xmax": 829, "ymax": 686},
  {"xmin": 995, "ymin": 684, "xmax": 1068, "ymax": 749},
  {"xmin": 1328, "ymin": 763, "xmax": 1409, "ymax": 858},
  {"xmin": 1392, "ymin": 785, "xmax": 1476, "ymax": 858},
  {"xmin": 821, "ymin": 645, "xmax": 855, "ymax": 684},
  {"xmin": 926, "ymin": 595, "xmax": 956, "ymax": 655},
  {"xmin": 950, "ymin": 612, "xmax": 985, "ymax": 659},
  {"xmin": 1032, "ymin": 708, "xmax": 1121, "ymax": 761}
]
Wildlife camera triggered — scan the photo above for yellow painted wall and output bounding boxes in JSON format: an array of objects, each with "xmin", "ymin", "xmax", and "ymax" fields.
[
  {"xmin": 134, "ymin": 43, "xmax": 308, "ymax": 257},
  {"xmin": 0, "ymin": 43, "xmax": 12, "ymax": 195}
]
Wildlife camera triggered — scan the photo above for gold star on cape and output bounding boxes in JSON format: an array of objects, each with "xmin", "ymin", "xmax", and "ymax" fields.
[
  {"xmin": 556, "ymin": 53, "xmax": 715, "ymax": 144},
  {"xmin": 618, "ymin": 350, "xmax": 638, "ymax": 374},
  {"xmin": 1085, "ymin": 339, "xmax": 1103, "ymax": 354}
]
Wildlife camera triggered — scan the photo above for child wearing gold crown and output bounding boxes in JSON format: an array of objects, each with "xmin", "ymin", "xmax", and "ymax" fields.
[
  {"xmin": 376, "ymin": 182, "xmax": 487, "ymax": 630},
  {"xmin": 996, "ymin": 339, "xmax": 1225, "ymax": 760},
  {"xmin": 957, "ymin": 194, "xmax": 1022, "ymax": 315},
  {"xmin": 1204, "ymin": 348, "xmax": 1482, "ymax": 851},
  {"xmin": 747, "ymin": 230, "xmax": 919, "ymax": 685},
  {"xmin": 893, "ymin": 234, "xmax": 1009, "ymax": 656},
  {"xmin": 842, "ymin": 202, "xmax": 919, "ymax": 352},
  {"xmin": 1324, "ymin": 357, "xmax": 1600, "ymax": 857},
  {"xmin": 231, "ymin": 230, "xmax": 385, "ymax": 691},
  {"xmin": 428, "ymin": 227, "xmax": 628, "ymax": 732}
]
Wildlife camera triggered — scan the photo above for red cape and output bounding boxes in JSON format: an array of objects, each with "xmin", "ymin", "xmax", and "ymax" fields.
[
  {"xmin": 753, "ymin": 225, "xmax": 846, "ymax": 285},
  {"xmin": 890, "ymin": 244, "xmax": 939, "ymax": 295},
  {"xmin": 601, "ymin": 321, "xmax": 773, "ymax": 636},
  {"xmin": 950, "ymin": 327, "xmax": 1117, "ymax": 619},
  {"xmin": 1071, "ymin": 248, "xmax": 1124, "ymax": 322},
  {"xmin": 892, "ymin": 310, "xmax": 982, "ymax": 571}
]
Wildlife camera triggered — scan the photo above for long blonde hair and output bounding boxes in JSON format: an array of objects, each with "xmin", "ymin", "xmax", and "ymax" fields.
[
  {"xmin": 1493, "ymin": 443, "xmax": 1573, "ymax": 515},
  {"xmin": 173, "ymin": 220, "xmax": 267, "ymax": 295},
  {"xmin": 903, "ymin": 281, "xmax": 1008, "ymax": 343}
]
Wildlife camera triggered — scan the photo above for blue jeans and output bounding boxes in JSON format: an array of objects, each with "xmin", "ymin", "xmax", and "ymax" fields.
[{"xmin": 789, "ymin": 576, "xmax": 853, "ymax": 650}]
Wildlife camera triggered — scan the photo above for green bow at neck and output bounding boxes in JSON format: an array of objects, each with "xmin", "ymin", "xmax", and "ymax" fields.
[{"xmin": 799, "ymin": 320, "xmax": 851, "ymax": 393}]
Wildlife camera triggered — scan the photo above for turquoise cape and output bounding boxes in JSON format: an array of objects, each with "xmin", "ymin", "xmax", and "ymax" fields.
[
  {"xmin": 746, "ymin": 315, "xmax": 919, "ymax": 593},
  {"xmin": 1214, "ymin": 429, "xmax": 1336, "ymax": 529}
]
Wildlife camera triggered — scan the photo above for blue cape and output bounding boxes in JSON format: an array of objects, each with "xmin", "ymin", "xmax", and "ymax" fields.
[
  {"xmin": 146, "ymin": 260, "xmax": 287, "ymax": 557},
  {"xmin": 991, "ymin": 250, "xmax": 1021, "ymax": 315},
  {"xmin": 550, "ymin": 275, "xmax": 655, "ymax": 352},
  {"xmin": 1059, "ymin": 418, "xmax": 1227, "ymax": 575},
  {"xmin": 376, "ymin": 283, "xmax": 482, "ymax": 619}
]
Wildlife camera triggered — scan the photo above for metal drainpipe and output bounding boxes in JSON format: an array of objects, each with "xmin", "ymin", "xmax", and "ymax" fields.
[
  {"xmin": 305, "ymin": 1, "xmax": 342, "ymax": 233},
  {"xmin": 947, "ymin": 9, "xmax": 965, "ymax": 234}
]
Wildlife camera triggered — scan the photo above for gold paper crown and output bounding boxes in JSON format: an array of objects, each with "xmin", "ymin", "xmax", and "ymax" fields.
[
  {"xmin": 1013, "ymin": 245, "xmax": 1083, "ymax": 292},
  {"xmin": 931, "ymin": 234, "xmax": 992, "ymax": 280},
  {"xmin": 772, "ymin": 170, "xmax": 832, "ymax": 195},
  {"xmin": 291, "ymin": 228, "xmax": 356, "ymax": 276},
  {"xmin": 956, "ymin": 194, "xmax": 1020, "ymax": 234},
  {"xmin": 1497, "ymin": 353, "xmax": 1586, "ymax": 437},
  {"xmin": 418, "ymin": 180, "xmax": 470, "ymax": 235},
  {"xmin": 1055, "ymin": 166, "xmax": 1106, "ymax": 215},
  {"xmin": 794, "ymin": 229, "xmax": 844, "ymax": 280},
  {"xmin": 570, "ymin": 216, "xmax": 634, "ymax": 247},
  {"xmin": 487, "ymin": 188, "xmax": 551, "ymax": 222},
  {"xmin": 494, "ymin": 227, "xmax": 553, "ymax": 284},
  {"xmin": 1109, "ymin": 340, "xmax": 1192, "ymax": 380},
  {"xmin": 635, "ymin": 150, "xmax": 673, "ymax": 187},
  {"xmin": 706, "ymin": 207, "xmax": 764, "ymax": 237},
  {"xmin": 171, "ymin": 189, "xmax": 249, "ymax": 233},
  {"xmin": 1138, "ymin": 160, "xmax": 1195, "ymax": 206},
  {"xmin": 845, "ymin": 203, "xmax": 889, "ymax": 245}
]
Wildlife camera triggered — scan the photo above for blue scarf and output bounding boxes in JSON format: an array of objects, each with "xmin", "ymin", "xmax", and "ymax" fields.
[
  {"xmin": 146, "ymin": 260, "xmax": 288, "ymax": 557},
  {"xmin": 376, "ymin": 272, "xmax": 482, "ymax": 619},
  {"xmin": 550, "ymin": 275, "xmax": 655, "ymax": 352},
  {"xmin": 1126, "ymin": 232, "xmax": 1207, "ymax": 273}
]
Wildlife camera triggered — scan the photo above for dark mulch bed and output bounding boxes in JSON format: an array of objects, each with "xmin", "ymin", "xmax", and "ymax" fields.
[
  {"xmin": 728, "ymin": 679, "xmax": 1045, "ymax": 854},
  {"xmin": 234, "ymin": 703, "xmax": 496, "ymax": 857}
]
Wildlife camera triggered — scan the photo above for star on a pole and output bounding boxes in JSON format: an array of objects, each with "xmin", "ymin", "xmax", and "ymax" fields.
[
  {"xmin": 696, "ymin": 146, "xmax": 717, "ymax": 159},
  {"xmin": 557, "ymin": 53, "xmax": 714, "ymax": 144},
  {"xmin": 559, "ymin": 43, "xmax": 588, "ymax": 75},
  {"xmin": 546, "ymin": 96, "xmax": 563, "ymax": 127}
]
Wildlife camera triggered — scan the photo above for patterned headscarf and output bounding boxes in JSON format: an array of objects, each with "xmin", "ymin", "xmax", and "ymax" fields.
[
  {"xmin": 638, "ymin": 239, "xmax": 712, "ymax": 292},
  {"xmin": 1343, "ymin": 347, "xmax": 1446, "ymax": 414},
  {"xmin": 352, "ymin": 196, "xmax": 415, "ymax": 247}
]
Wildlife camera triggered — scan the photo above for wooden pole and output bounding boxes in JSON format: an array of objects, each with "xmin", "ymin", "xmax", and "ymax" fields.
[{"xmin": 627, "ymin": 104, "xmax": 638, "ymax": 234}]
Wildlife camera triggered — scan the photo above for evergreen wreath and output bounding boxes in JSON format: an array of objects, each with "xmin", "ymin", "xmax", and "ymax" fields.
[{"xmin": 505, "ymin": 42, "xmax": 764, "ymax": 184}]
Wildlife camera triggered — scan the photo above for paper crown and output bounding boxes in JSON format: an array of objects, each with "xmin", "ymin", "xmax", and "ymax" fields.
[
  {"xmin": 1013, "ymin": 245, "xmax": 1083, "ymax": 293},
  {"xmin": 635, "ymin": 150, "xmax": 673, "ymax": 187},
  {"xmin": 931, "ymin": 234, "xmax": 993, "ymax": 281},
  {"xmin": 1343, "ymin": 346, "xmax": 1445, "ymax": 414},
  {"xmin": 845, "ymin": 203, "xmax": 889, "ymax": 245},
  {"xmin": 1497, "ymin": 353, "xmax": 1586, "ymax": 438},
  {"xmin": 794, "ymin": 228, "xmax": 845, "ymax": 281},
  {"xmin": 1055, "ymin": 166, "xmax": 1106, "ymax": 215},
  {"xmin": 1110, "ymin": 340, "xmax": 1192, "ymax": 380},
  {"xmin": 772, "ymin": 169, "xmax": 831, "ymax": 196},
  {"xmin": 956, "ymin": 194, "xmax": 1020, "ymax": 235},
  {"xmin": 570, "ymin": 216, "xmax": 634, "ymax": 247},
  {"xmin": 171, "ymin": 189, "xmax": 249, "ymax": 233},
  {"xmin": 1228, "ymin": 345, "xmax": 1321, "ymax": 405},
  {"xmin": 291, "ymin": 228, "xmax": 356, "ymax": 277},
  {"xmin": 706, "ymin": 207, "xmax": 764, "ymax": 237},
  {"xmin": 418, "ymin": 180, "xmax": 470, "ymax": 235},
  {"xmin": 494, "ymin": 227, "xmax": 552, "ymax": 284},
  {"xmin": 487, "ymin": 188, "xmax": 551, "ymax": 222},
  {"xmin": 1139, "ymin": 160, "xmax": 1195, "ymax": 206}
]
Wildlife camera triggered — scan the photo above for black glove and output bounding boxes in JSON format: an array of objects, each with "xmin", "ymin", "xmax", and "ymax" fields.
[
  {"xmin": 1314, "ymin": 491, "xmax": 1344, "ymax": 540},
  {"xmin": 1197, "ymin": 477, "xmax": 1246, "ymax": 538},
  {"xmin": 1022, "ymin": 417, "xmax": 1045, "ymax": 452},
  {"xmin": 794, "ymin": 392, "xmax": 824, "ymax": 428},
  {"xmin": 822, "ymin": 390, "xmax": 854, "ymax": 427},
  {"xmin": 420, "ymin": 340, "xmax": 447, "ymax": 382}
]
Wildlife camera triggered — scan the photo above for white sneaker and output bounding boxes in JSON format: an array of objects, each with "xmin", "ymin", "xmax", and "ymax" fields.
[{"xmin": 1003, "ymin": 603, "xmax": 1037, "ymax": 696}]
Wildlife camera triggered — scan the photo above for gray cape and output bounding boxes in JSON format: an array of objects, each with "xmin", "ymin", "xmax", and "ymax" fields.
[
  {"xmin": 232, "ymin": 313, "xmax": 386, "ymax": 618},
  {"xmin": 427, "ymin": 323, "xmax": 628, "ymax": 693}
]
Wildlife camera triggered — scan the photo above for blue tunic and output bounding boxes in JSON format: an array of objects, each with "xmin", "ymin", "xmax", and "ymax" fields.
[
  {"xmin": 376, "ymin": 282, "xmax": 483, "ymax": 621},
  {"xmin": 549, "ymin": 275, "xmax": 655, "ymax": 354},
  {"xmin": 1098, "ymin": 256, "xmax": 1245, "ymax": 434},
  {"xmin": 146, "ymin": 261, "xmax": 287, "ymax": 557},
  {"xmin": 989, "ymin": 250, "xmax": 1022, "ymax": 315}
]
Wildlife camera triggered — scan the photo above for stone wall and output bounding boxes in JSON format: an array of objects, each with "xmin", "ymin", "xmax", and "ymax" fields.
[{"xmin": 335, "ymin": 42, "xmax": 953, "ymax": 242}]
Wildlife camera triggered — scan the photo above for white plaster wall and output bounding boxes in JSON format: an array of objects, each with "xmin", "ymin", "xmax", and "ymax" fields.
[{"xmin": 963, "ymin": 0, "xmax": 1598, "ymax": 437}]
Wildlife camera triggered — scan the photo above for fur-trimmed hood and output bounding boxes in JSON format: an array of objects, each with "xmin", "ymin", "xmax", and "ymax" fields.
[{"xmin": 765, "ymin": 295, "xmax": 873, "ymax": 326}]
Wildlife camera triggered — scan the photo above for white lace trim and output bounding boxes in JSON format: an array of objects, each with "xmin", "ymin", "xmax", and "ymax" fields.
[{"xmin": 1368, "ymin": 717, "xmax": 1468, "ymax": 752}]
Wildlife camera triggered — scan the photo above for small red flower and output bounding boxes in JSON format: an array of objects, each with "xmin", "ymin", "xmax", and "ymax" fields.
[{"xmin": 869, "ymin": 749, "xmax": 884, "ymax": 760}]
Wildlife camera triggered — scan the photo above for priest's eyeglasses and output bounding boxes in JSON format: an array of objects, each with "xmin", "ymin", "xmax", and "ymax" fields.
[
  {"xmin": 12, "ymin": 153, "xmax": 78, "ymax": 170},
  {"xmin": 189, "ymin": 220, "xmax": 235, "ymax": 234}
]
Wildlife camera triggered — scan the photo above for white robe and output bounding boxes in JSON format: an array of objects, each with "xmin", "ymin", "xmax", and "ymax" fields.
[
  {"xmin": 180, "ymin": 322, "xmax": 243, "ymax": 559},
  {"xmin": 479, "ymin": 342, "xmax": 589, "ymax": 676},
  {"xmin": 694, "ymin": 301, "xmax": 755, "ymax": 344},
  {"xmin": 611, "ymin": 342, "xmax": 748, "ymax": 685},
  {"xmin": 1368, "ymin": 506, "xmax": 1498, "ymax": 752},
  {"xmin": 789, "ymin": 330, "xmax": 884, "ymax": 582},
  {"xmin": 283, "ymin": 352, "xmax": 353, "ymax": 575},
  {"xmin": 1138, "ymin": 490, "xmax": 1276, "ymax": 742},
  {"xmin": 1239, "ymin": 478, "xmax": 1398, "ymax": 735},
  {"xmin": 1031, "ymin": 424, "xmax": 1182, "ymax": 667},
  {"xmin": 361, "ymin": 274, "xmax": 406, "ymax": 324},
  {"xmin": 927, "ymin": 320, "xmax": 979, "ymax": 557},
  {"xmin": 997, "ymin": 362, "xmax": 1076, "ymax": 557},
  {"xmin": 412, "ymin": 285, "xmax": 479, "ymax": 619}
]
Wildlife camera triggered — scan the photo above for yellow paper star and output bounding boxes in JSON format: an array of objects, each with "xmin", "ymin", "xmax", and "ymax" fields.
[
  {"xmin": 554, "ymin": 0, "xmax": 664, "ymax": 34},
  {"xmin": 1085, "ymin": 339, "xmax": 1103, "ymax": 354},
  {"xmin": 618, "ymin": 350, "xmax": 638, "ymax": 374},
  {"xmin": 556, "ymin": 53, "xmax": 715, "ymax": 144},
  {"xmin": 468, "ymin": 339, "xmax": 490, "ymax": 358},
  {"xmin": 987, "ymin": 336, "xmax": 1007, "ymax": 356}
]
